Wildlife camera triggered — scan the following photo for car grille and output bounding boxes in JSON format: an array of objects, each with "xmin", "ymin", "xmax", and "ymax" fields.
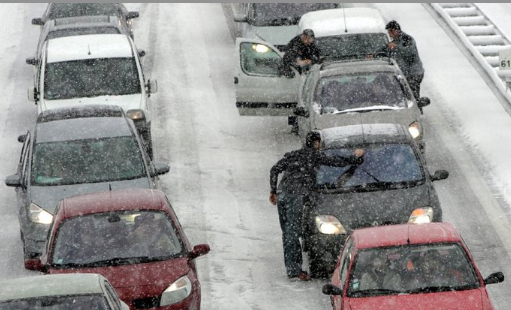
[{"xmin": 131, "ymin": 296, "xmax": 160, "ymax": 309}]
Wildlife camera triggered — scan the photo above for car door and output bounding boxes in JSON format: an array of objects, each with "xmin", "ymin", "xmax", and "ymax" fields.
[{"xmin": 235, "ymin": 38, "xmax": 299, "ymax": 116}]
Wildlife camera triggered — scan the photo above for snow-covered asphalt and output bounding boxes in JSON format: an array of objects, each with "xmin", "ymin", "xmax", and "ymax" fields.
[{"xmin": 0, "ymin": 3, "xmax": 510, "ymax": 309}]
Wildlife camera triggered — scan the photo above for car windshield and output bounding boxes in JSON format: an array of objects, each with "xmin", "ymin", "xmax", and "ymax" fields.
[
  {"xmin": 316, "ymin": 144, "xmax": 424, "ymax": 191},
  {"xmin": 48, "ymin": 3, "xmax": 120, "ymax": 20},
  {"xmin": 31, "ymin": 136, "xmax": 146, "ymax": 186},
  {"xmin": 0, "ymin": 295, "xmax": 108, "ymax": 310},
  {"xmin": 317, "ymin": 33, "xmax": 388, "ymax": 60},
  {"xmin": 250, "ymin": 3, "xmax": 338, "ymax": 26},
  {"xmin": 347, "ymin": 243, "xmax": 480, "ymax": 297},
  {"xmin": 315, "ymin": 72, "xmax": 411, "ymax": 114},
  {"xmin": 44, "ymin": 58, "xmax": 141, "ymax": 100},
  {"xmin": 52, "ymin": 211, "xmax": 184, "ymax": 267},
  {"xmin": 47, "ymin": 27, "xmax": 120, "ymax": 41}
]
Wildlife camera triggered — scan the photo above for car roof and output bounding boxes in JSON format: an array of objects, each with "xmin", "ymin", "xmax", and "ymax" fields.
[
  {"xmin": 320, "ymin": 123, "xmax": 411, "ymax": 148},
  {"xmin": 353, "ymin": 223, "xmax": 462, "ymax": 250},
  {"xmin": 61, "ymin": 189, "xmax": 169, "ymax": 219},
  {"xmin": 299, "ymin": 8, "xmax": 387, "ymax": 38},
  {"xmin": 46, "ymin": 34, "xmax": 133, "ymax": 63},
  {"xmin": 51, "ymin": 15, "xmax": 118, "ymax": 29},
  {"xmin": 0, "ymin": 274, "xmax": 105, "ymax": 302},
  {"xmin": 35, "ymin": 106, "xmax": 132, "ymax": 143},
  {"xmin": 318, "ymin": 59, "xmax": 400, "ymax": 76}
]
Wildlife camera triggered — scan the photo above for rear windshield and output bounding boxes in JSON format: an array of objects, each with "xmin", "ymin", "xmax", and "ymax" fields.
[
  {"xmin": 249, "ymin": 3, "xmax": 338, "ymax": 26},
  {"xmin": 48, "ymin": 3, "xmax": 120, "ymax": 20},
  {"xmin": 44, "ymin": 58, "xmax": 141, "ymax": 100},
  {"xmin": 317, "ymin": 33, "xmax": 388, "ymax": 60},
  {"xmin": 0, "ymin": 295, "xmax": 108, "ymax": 310},
  {"xmin": 47, "ymin": 27, "xmax": 120, "ymax": 41}
]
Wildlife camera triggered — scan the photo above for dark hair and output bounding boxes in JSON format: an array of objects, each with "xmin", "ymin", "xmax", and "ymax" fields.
[
  {"xmin": 305, "ymin": 131, "xmax": 321, "ymax": 148},
  {"xmin": 385, "ymin": 20, "xmax": 401, "ymax": 31},
  {"xmin": 302, "ymin": 28, "xmax": 315, "ymax": 38}
]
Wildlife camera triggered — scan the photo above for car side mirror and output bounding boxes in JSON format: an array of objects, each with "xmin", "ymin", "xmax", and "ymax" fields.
[
  {"xmin": 152, "ymin": 162, "xmax": 170, "ymax": 176},
  {"xmin": 32, "ymin": 18, "xmax": 44, "ymax": 25},
  {"xmin": 322, "ymin": 284, "xmax": 342, "ymax": 296},
  {"xmin": 25, "ymin": 258, "xmax": 44, "ymax": 271},
  {"xmin": 430, "ymin": 170, "xmax": 449, "ymax": 181},
  {"xmin": 5, "ymin": 175, "xmax": 21, "ymax": 187},
  {"xmin": 188, "ymin": 244, "xmax": 210, "ymax": 260},
  {"xmin": 293, "ymin": 107, "xmax": 309, "ymax": 118},
  {"xmin": 138, "ymin": 49, "xmax": 146, "ymax": 57},
  {"xmin": 127, "ymin": 11, "xmax": 139, "ymax": 19},
  {"xmin": 233, "ymin": 14, "xmax": 247, "ymax": 23},
  {"xmin": 18, "ymin": 134, "xmax": 27, "ymax": 143},
  {"xmin": 484, "ymin": 272, "xmax": 504, "ymax": 285},
  {"xmin": 417, "ymin": 97, "xmax": 431, "ymax": 108},
  {"xmin": 147, "ymin": 79, "xmax": 158, "ymax": 95},
  {"xmin": 26, "ymin": 57, "xmax": 37, "ymax": 66}
]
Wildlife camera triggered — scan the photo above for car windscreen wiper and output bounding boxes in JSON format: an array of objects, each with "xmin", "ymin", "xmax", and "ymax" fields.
[
  {"xmin": 350, "ymin": 288, "xmax": 402, "ymax": 297},
  {"xmin": 329, "ymin": 105, "xmax": 403, "ymax": 115},
  {"xmin": 407, "ymin": 284, "xmax": 477, "ymax": 294}
]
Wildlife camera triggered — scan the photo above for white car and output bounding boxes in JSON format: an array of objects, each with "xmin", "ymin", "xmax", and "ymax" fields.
[
  {"xmin": 233, "ymin": 3, "xmax": 339, "ymax": 51},
  {"xmin": 27, "ymin": 33, "xmax": 157, "ymax": 157},
  {"xmin": 0, "ymin": 273, "xmax": 129, "ymax": 309},
  {"xmin": 298, "ymin": 7, "xmax": 389, "ymax": 60}
]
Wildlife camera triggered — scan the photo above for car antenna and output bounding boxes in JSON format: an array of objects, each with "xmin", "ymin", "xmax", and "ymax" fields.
[
  {"xmin": 407, "ymin": 224, "xmax": 411, "ymax": 244},
  {"xmin": 109, "ymin": 183, "xmax": 112, "ymax": 192},
  {"xmin": 341, "ymin": 4, "xmax": 348, "ymax": 33},
  {"xmin": 87, "ymin": 44, "xmax": 91, "ymax": 56}
]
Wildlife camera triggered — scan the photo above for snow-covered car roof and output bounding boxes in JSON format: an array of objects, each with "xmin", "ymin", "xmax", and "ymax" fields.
[
  {"xmin": 46, "ymin": 33, "xmax": 133, "ymax": 63},
  {"xmin": 299, "ymin": 8, "xmax": 387, "ymax": 38},
  {"xmin": 0, "ymin": 274, "xmax": 105, "ymax": 302}
]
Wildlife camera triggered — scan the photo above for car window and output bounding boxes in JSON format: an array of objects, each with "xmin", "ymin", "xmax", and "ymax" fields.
[
  {"xmin": 317, "ymin": 143, "xmax": 424, "ymax": 191},
  {"xmin": 47, "ymin": 27, "xmax": 121, "ymax": 41},
  {"xmin": 0, "ymin": 295, "xmax": 109, "ymax": 310},
  {"xmin": 31, "ymin": 136, "xmax": 146, "ymax": 186},
  {"xmin": 248, "ymin": 3, "xmax": 338, "ymax": 26},
  {"xmin": 48, "ymin": 3, "xmax": 120, "ymax": 20},
  {"xmin": 301, "ymin": 72, "xmax": 315, "ymax": 106},
  {"xmin": 44, "ymin": 58, "xmax": 141, "ymax": 100},
  {"xmin": 51, "ymin": 210, "xmax": 184, "ymax": 267},
  {"xmin": 315, "ymin": 72, "xmax": 411, "ymax": 113},
  {"xmin": 240, "ymin": 42, "xmax": 281, "ymax": 76},
  {"xmin": 347, "ymin": 243, "xmax": 480, "ymax": 297},
  {"xmin": 317, "ymin": 33, "xmax": 388, "ymax": 60}
]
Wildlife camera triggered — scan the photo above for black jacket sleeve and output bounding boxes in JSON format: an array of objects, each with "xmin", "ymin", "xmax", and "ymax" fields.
[{"xmin": 270, "ymin": 155, "xmax": 290, "ymax": 194}]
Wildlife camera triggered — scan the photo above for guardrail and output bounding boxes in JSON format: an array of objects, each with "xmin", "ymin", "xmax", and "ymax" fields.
[{"xmin": 429, "ymin": 3, "xmax": 511, "ymax": 103}]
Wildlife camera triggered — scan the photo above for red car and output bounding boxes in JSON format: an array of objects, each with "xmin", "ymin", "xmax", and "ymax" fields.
[
  {"xmin": 25, "ymin": 189, "xmax": 210, "ymax": 310},
  {"xmin": 323, "ymin": 223, "xmax": 504, "ymax": 310}
]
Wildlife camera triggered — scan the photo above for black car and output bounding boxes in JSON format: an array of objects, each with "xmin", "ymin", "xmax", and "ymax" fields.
[
  {"xmin": 302, "ymin": 124, "xmax": 449, "ymax": 277},
  {"xmin": 4, "ymin": 105, "xmax": 169, "ymax": 260},
  {"xmin": 32, "ymin": 3, "xmax": 139, "ymax": 39}
]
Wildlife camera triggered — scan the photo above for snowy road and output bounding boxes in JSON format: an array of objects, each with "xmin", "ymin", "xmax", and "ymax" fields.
[{"xmin": 0, "ymin": 3, "xmax": 510, "ymax": 309}]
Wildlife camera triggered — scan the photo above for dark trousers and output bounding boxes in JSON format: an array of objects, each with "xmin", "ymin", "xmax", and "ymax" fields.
[
  {"xmin": 406, "ymin": 74, "xmax": 424, "ymax": 100},
  {"xmin": 277, "ymin": 192, "xmax": 304, "ymax": 276}
]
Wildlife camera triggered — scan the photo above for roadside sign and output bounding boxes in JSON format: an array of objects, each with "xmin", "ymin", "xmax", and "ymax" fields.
[{"xmin": 499, "ymin": 49, "xmax": 511, "ymax": 70}]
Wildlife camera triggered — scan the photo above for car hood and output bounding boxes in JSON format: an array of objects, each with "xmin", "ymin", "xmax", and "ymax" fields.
[
  {"xmin": 41, "ymin": 94, "xmax": 143, "ymax": 113},
  {"xmin": 251, "ymin": 25, "xmax": 299, "ymax": 46},
  {"xmin": 311, "ymin": 184, "xmax": 430, "ymax": 229},
  {"xmin": 313, "ymin": 107, "xmax": 416, "ymax": 131},
  {"xmin": 30, "ymin": 178, "xmax": 152, "ymax": 214},
  {"xmin": 348, "ymin": 289, "xmax": 483, "ymax": 310}
]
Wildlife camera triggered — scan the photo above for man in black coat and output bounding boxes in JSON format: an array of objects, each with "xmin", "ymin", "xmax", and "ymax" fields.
[
  {"xmin": 269, "ymin": 132, "xmax": 365, "ymax": 280},
  {"xmin": 282, "ymin": 29, "xmax": 321, "ymax": 75}
]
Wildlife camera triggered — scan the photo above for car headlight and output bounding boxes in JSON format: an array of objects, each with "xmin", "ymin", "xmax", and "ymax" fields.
[
  {"xmin": 408, "ymin": 122, "xmax": 421, "ymax": 140},
  {"xmin": 408, "ymin": 207, "xmax": 433, "ymax": 224},
  {"xmin": 126, "ymin": 109, "xmax": 145, "ymax": 121},
  {"xmin": 160, "ymin": 276, "xmax": 192, "ymax": 307},
  {"xmin": 315, "ymin": 215, "xmax": 347, "ymax": 235},
  {"xmin": 29, "ymin": 203, "xmax": 53, "ymax": 224}
]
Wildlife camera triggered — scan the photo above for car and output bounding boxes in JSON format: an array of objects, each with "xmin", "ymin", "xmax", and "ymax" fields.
[
  {"xmin": 323, "ymin": 223, "xmax": 505, "ymax": 310},
  {"xmin": 27, "ymin": 15, "xmax": 131, "ymax": 64},
  {"xmin": 301, "ymin": 124, "xmax": 449, "ymax": 277},
  {"xmin": 4, "ymin": 105, "xmax": 170, "ymax": 261},
  {"xmin": 232, "ymin": 3, "xmax": 339, "ymax": 51},
  {"xmin": 26, "ymin": 33, "xmax": 157, "ymax": 157},
  {"xmin": 0, "ymin": 273, "xmax": 130, "ymax": 309},
  {"xmin": 298, "ymin": 7, "xmax": 389, "ymax": 61},
  {"xmin": 32, "ymin": 3, "xmax": 139, "ymax": 39},
  {"xmin": 293, "ymin": 58, "xmax": 431, "ymax": 150},
  {"xmin": 25, "ymin": 189, "xmax": 211, "ymax": 310}
]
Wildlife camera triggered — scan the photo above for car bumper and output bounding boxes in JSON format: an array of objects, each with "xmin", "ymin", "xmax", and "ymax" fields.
[
  {"xmin": 22, "ymin": 222, "xmax": 50, "ymax": 258},
  {"xmin": 306, "ymin": 233, "xmax": 349, "ymax": 269}
]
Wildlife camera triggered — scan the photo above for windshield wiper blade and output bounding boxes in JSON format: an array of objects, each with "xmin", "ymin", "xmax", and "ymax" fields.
[
  {"xmin": 408, "ymin": 284, "xmax": 476, "ymax": 294},
  {"xmin": 351, "ymin": 288, "xmax": 401, "ymax": 297},
  {"xmin": 331, "ymin": 105, "xmax": 402, "ymax": 115}
]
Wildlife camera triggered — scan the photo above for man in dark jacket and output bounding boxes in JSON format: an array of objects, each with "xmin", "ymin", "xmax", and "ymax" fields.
[
  {"xmin": 282, "ymin": 29, "xmax": 321, "ymax": 75},
  {"xmin": 269, "ymin": 132, "xmax": 364, "ymax": 280},
  {"xmin": 378, "ymin": 21, "xmax": 424, "ymax": 100}
]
